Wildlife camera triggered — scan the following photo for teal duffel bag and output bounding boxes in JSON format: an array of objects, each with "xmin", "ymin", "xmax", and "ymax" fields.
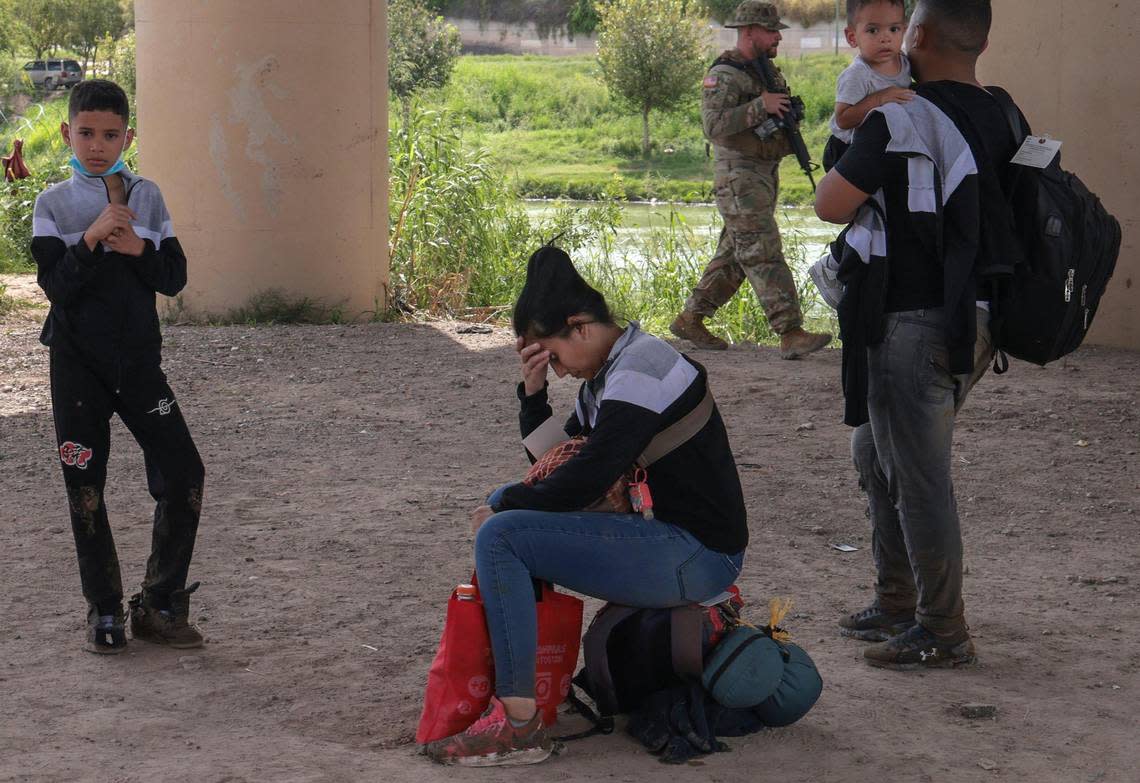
[
  {"xmin": 701, "ymin": 626, "xmax": 823, "ymax": 725},
  {"xmin": 751, "ymin": 641, "xmax": 823, "ymax": 726}
]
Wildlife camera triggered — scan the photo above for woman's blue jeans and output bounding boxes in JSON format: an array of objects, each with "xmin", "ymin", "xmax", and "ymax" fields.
[{"xmin": 475, "ymin": 488, "xmax": 744, "ymax": 699}]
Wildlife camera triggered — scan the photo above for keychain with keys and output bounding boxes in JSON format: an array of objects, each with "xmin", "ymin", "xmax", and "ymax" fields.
[{"xmin": 629, "ymin": 468, "xmax": 654, "ymax": 520}]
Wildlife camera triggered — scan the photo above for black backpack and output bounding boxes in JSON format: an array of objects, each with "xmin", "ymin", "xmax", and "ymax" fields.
[
  {"xmin": 985, "ymin": 87, "xmax": 1122, "ymax": 372},
  {"xmin": 568, "ymin": 601, "xmax": 735, "ymax": 734},
  {"xmin": 563, "ymin": 596, "xmax": 823, "ymax": 760}
]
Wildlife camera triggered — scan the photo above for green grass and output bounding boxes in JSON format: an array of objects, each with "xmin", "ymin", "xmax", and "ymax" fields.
[
  {"xmin": 222, "ymin": 289, "xmax": 348, "ymax": 325},
  {"xmin": 422, "ymin": 53, "xmax": 850, "ymax": 205}
]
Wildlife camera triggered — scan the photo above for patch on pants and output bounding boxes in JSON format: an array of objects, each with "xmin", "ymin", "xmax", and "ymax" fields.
[{"xmin": 59, "ymin": 441, "xmax": 94, "ymax": 469}]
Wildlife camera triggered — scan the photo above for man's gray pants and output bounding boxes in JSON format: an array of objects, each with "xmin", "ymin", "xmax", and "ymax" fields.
[{"xmin": 851, "ymin": 307, "xmax": 993, "ymax": 639}]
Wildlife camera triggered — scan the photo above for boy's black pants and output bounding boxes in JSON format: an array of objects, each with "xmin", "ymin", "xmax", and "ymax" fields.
[{"xmin": 50, "ymin": 348, "xmax": 204, "ymax": 616}]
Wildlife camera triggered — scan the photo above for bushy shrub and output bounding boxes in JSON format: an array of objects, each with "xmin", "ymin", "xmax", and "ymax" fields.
[
  {"xmin": 109, "ymin": 29, "xmax": 135, "ymax": 95},
  {"xmin": 388, "ymin": 0, "xmax": 461, "ymax": 121},
  {"xmin": 388, "ymin": 107, "xmax": 618, "ymax": 315},
  {"xmin": 596, "ymin": 0, "xmax": 709, "ymax": 156},
  {"xmin": 0, "ymin": 58, "xmax": 33, "ymax": 102}
]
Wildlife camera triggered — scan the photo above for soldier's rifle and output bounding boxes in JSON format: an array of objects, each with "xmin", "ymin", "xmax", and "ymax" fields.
[{"xmin": 749, "ymin": 55, "xmax": 818, "ymax": 192}]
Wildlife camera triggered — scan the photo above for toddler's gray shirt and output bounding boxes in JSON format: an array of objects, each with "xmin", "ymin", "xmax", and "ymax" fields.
[{"xmin": 828, "ymin": 54, "xmax": 912, "ymax": 143}]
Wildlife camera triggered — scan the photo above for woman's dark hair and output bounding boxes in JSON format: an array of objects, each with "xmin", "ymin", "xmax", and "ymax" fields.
[{"xmin": 513, "ymin": 246, "xmax": 612, "ymax": 338}]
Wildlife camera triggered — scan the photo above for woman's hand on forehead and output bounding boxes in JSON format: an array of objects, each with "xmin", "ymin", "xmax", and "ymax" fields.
[{"xmin": 516, "ymin": 336, "xmax": 552, "ymax": 396}]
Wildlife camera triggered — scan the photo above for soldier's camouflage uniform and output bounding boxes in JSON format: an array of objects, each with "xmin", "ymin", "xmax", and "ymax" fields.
[{"xmin": 684, "ymin": 48, "xmax": 802, "ymax": 335}]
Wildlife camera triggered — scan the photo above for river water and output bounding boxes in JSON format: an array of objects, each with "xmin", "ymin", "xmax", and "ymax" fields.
[{"xmin": 524, "ymin": 201, "xmax": 836, "ymax": 275}]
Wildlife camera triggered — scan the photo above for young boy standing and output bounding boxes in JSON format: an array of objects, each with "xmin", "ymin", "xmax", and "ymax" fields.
[
  {"xmin": 823, "ymin": 0, "xmax": 915, "ymax": 171},
  {"xmin": 32, "ymin": 80, "xmax": 205, "ymax": 654}
]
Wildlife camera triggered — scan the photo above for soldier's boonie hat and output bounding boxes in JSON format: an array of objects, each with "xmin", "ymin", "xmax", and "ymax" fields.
[{"xmin": 725, "ymin": 0, "xmax": 790, "ymax": 30}]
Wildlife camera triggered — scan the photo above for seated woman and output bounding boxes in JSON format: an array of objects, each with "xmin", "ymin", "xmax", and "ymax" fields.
[{"xmin": 426, "ymin": 247, "xmax": 748, "ymax": 767}]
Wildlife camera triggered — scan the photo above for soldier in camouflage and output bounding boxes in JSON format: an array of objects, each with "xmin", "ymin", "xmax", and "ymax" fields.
[{"xmin": 670, "ymin": 0, "xmax": 832, "ymax": 358}]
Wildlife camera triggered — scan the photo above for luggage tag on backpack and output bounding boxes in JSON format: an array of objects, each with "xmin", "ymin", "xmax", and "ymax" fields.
[
  {"xmin": 629, "ymin": 468, "xmax": 654, "ymax": 520},
  {"xmin": 1011, "ymin": 134, "xmax": 1062, "ymax": 168}
]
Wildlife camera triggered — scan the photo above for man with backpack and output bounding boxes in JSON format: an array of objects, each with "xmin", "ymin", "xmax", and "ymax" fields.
[{"xmin": 814, "ymin": 0, "xmax": 1020, "ymax": 669}]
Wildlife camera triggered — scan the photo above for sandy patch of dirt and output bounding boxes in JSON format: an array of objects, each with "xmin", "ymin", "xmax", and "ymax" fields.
[{"xmin": 1, "ymin": 276, "xmax": 1136, "ymax": 782}]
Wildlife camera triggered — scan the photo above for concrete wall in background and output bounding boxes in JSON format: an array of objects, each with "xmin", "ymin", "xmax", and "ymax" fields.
[
  {"xmin": 979, "ymin": 0, "xmax": 1137, "ymax": 349},
  {"xmin": 135, "ymin": 0, "xmax": 389, "ymax": 320},
  {"xmin": 452, "ymin": 17, "xmax": 855, "ymax": 61}
]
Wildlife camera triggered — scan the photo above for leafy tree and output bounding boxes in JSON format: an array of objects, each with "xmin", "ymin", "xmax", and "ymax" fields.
[
  {"xmin": 387, "ymin": 0, "xmax": 462, "ymax": 123},
  {"xmin": 11, "ymin": 0, "xmax": 71, "ymax": 59},
  {"xmin": 567, "ymin": 0, "xmax": 600, "ymax": 35},
  {"xmin": 69, "ymin": 0, "xmax": 124, "ymax": 72},
  {"xmin": 700, "ymin": 0, "xmax": 740, "ymax": 24},
  {"xmin": 445, "ymin": 1, "xmax": 584, "ymax": 39},
  {"xmin": 0, "ymin": 0, "xmax": 18, "ymax": 54},
  {"xmin": 119, "ymin": 0, "xmax": 135, "ymax": 31},
  {"xmin": 596, "ymin": 0, "xmax": 709, "ymax": 157}
]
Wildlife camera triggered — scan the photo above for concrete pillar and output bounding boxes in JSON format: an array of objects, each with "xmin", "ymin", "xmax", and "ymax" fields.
[
  {"xmin": 135, "ymin": 0, "xmax": 388, "ymax": 320},
  {"xmin": 978, "ymin": 0, "xmax": 1138, "ymax": 350}
]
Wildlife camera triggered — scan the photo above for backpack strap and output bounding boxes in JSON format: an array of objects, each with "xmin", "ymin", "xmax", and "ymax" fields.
[
  {"xmin": 523, "ymin": 387, "xmax": 715, "ymax": 467},
  {"xmin": 982, "ymin": 86, "xmax": 1027, "ymax": 376},
  {"xmin": 636, "ymin": 388, "xmax": 715, "ymax": 468},
  {"xmin": 556, "ymin": 685, "xmax": 614, "ymax": 741},
  {"xmin": 580, "ymin": 603, "xmax": 641, "ymax": 717},
  {"xmin": 669, "ymin": 605, "xmax": 707, "ymax": 680},
  {"xmin": 986, "ymin": 86, "xmax": 1028, "ymax": 144}
]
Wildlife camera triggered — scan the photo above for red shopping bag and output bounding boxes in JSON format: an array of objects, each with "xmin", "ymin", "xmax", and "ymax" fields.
[{"xmin": 415, "ymin": 577, "xmax": 584, "ymax": 744}]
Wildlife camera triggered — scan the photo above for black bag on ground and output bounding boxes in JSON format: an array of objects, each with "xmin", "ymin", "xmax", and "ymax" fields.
[
  {"xmin": 985, "ymin": 87, "xmax": 1121, "ymax": 371},
  {"xmin": 565, "ymin": 597, "xmax": 822, "ymax": 760}
]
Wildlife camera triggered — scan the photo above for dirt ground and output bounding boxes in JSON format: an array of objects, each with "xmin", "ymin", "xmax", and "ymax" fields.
[{"xmin": 1, "ymin": 275, "xmax": 1137, "ymax": 783}]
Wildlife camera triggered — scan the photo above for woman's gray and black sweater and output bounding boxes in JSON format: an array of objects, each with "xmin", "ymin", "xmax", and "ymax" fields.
[
  {"xmin": 494, "ymin": 324, "xmax": 748, "ymax": 554},
  {"xmin": 32, "ymin": 168, "xmax": 187, "ymax": 369}
]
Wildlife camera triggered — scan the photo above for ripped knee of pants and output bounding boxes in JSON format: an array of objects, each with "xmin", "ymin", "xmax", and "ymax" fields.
[
  {"xmin": 67, "ymin": 485, "xmax": 102, "ymax": 515},
  {"xmin": 68, "ymin": 486, "xmax": 102, "ymax": 534}
]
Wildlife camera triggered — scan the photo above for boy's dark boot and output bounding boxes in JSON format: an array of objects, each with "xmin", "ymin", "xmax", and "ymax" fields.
[
  {"xmin": 85, "ymin": 604, "xmax": 127, "ymax": 655},
  {"xmin": 129, "ymin": 582, "xmax": 204, "ymax": 648}
]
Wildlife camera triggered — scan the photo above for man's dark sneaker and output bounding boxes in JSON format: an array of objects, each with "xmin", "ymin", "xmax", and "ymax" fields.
[
  {"xmin": 85, "ymin": 607, "xmax": 127, "ymax": 655},
  {"xmin": 863, "ymin": 623, "xmax": 976, "ymax": 670},
  {"xmin": 129, "ymin": 582, "xmax": 204, "ymax": 649},
  {"xmin": 669, "ymin": 311, "xmax": 729, "ymax": 350},
  {"xmin": 424, "ymin": 696, "xmax": 554, "ymax": 767},
  {"xmin": 779, "ymin": 328, "xmax": 832, "ymax": 359},
  {"xmin": 838, "ymin": 603, "xmax": 917, "ymax": 642}
]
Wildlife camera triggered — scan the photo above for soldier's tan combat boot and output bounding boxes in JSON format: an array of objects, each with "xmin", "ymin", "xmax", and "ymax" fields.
[
  {"xmin": 129, "ymin": 582, "xmax": 204, "ymax": 648},
  {"xmin": 779, "ymin": 328, "xmax": 832, "ymax": 359},
  {"xmin": 669, "ymin": 311, "xmax": 728, "ymax": 350}
]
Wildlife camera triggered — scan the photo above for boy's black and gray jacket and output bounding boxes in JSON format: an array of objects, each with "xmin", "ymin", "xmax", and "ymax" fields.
[
  {"xmin": 32, "ymin": 169, "xmax": 186, "ymax": 369},
  {"xmin": 494, "ymin": 324, "xmax": 748, "ymax": 554}
]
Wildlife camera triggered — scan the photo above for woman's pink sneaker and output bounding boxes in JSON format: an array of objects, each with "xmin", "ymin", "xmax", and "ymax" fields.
[{"xmin": 424, "ymin": 696, "xmax": 554, "ymax": 767}]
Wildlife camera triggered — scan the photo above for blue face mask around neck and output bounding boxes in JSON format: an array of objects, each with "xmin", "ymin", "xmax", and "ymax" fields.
[{"xmin": 69, "ymin": 154, "xmax": 127, "ymax": 178}]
